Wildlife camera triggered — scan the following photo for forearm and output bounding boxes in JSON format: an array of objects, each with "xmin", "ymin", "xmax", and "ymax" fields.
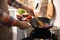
[{"xmin": 8, "ymin": 0, "xmax": 34, "ymax": 16}]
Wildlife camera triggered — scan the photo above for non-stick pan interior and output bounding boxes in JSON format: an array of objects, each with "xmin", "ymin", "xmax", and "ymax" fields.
[{"xmin": 30, "ymin": 17, "xmax": 53, "ymax": 29}]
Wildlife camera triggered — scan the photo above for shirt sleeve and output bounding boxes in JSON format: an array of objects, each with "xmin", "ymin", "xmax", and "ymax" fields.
[
  {"xmin": 0, "ymin": 9, "xmax": 17, "ymax": 27},
  {"xmin": 8, "ymin": 0, "xmax": 22, "ymax": 9}
]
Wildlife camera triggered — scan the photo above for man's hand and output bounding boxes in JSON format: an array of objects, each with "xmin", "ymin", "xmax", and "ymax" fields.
[
  {"xmin": 26, "ymin": 8, "xmax": 34, "ymax": 16},
  {"xmin": 38, "ymin": 23, "xmax": 49, "ymax": 28},
  {"xmin": 22, "ymin": 5, "xmax": 34, "ymax": 16},
  {"xmin": 41, "ymin": 23, "xmax": 49, "ymax": 28},
  {"xmin": 16, "ymin": 20, "xmax": 30, "ymax": 29}
]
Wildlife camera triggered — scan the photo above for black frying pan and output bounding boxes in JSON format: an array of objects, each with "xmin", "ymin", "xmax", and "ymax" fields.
[{"xmin": 30, "ymin": 17, "xmax": 53, "ymax": 29}]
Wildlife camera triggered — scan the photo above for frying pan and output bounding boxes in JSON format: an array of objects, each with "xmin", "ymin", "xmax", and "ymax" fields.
[{"xmin": 30, "ymin": 17, "xmax": 53, "ymax": 29}]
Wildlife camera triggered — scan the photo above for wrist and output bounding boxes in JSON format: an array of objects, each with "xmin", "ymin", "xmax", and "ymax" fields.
[
  {"xmin": 14, "ymin": 1, "xmax": 23, "ymax": 9},
  {"xmin": 21, "ymin": 6, "xmax": 28, "ymax": 10},
  {"xmin": 15, "ymin": 20, "xmax": 21, "ymax": 27},
  {"xmin": 10, "ymin": 17, "xmax": 17, "ymax": 26}
]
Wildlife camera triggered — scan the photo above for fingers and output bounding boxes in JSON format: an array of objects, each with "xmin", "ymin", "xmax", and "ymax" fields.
[{"xmin": 16, "ymin": 20, "xmax": 30, "ymax": 30}]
